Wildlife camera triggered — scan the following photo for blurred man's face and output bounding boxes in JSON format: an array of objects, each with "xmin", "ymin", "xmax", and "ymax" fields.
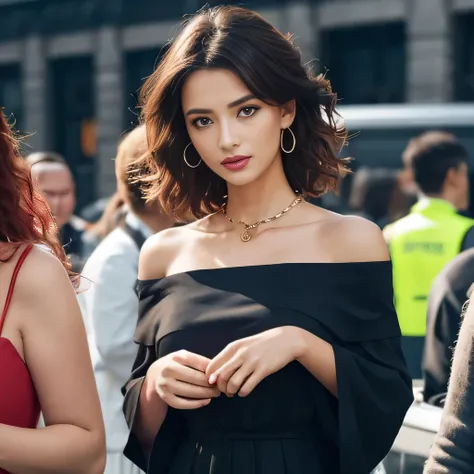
[
  {"xmin": 31, "ymin": 164, "xmax": 76, "ymax": 228},
  {"xmin": 399, "ymin": 167, "xmax": 418, "ymax": 196},
  {"xmin": 451, "ymin": 162, "xmax": 469, "ymax": 211}
]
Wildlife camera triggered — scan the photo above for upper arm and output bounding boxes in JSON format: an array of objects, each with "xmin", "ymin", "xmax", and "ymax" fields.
[
  {"xmin": 327, "ymin": 216, "xmax": 390, "ymax": 263},
  {"xmin": 138, "ymin": 227, "xmax": 181, "ymax": 281},
  {"xmin": 15, "ymin": 248, "xmax": 103, "ymax": 434}
]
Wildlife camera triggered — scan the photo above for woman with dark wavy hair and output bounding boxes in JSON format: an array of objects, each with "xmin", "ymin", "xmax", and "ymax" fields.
[
  {"xmin": 122, "ymin": 6, "xmax": 413, "ymax": 474},
  {"xmin": 0, "ymin": 111, "xmax": 105, "ymax": 474}
]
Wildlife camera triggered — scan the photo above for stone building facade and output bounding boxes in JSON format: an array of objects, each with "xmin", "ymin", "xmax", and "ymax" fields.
[{"xmin": 0, "ymin": 0, "xmax": 473, "ymax": 206}]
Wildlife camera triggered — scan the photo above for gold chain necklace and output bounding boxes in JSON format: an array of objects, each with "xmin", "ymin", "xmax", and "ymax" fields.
[{"xmin": 222, "ymin": 193, "xmax": 303, "ymax": 242}]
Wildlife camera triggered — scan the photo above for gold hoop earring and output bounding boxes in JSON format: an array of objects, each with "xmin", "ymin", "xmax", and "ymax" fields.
[
  {"xmin": 280, "ymin": 127, "xmax": 296, "ymax": 154},
  {"xmin": 183, "ymin": 142, "xmax": 202, "ymax": 169}
]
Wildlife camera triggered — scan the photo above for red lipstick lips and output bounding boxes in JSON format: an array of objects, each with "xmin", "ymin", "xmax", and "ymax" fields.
[{"xmin": 221, "ymin": 155, "xmax": 251, "ymax": 171}]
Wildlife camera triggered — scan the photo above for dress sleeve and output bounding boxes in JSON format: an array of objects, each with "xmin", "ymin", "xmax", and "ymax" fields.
[
  {"xmin": 330, "ymin": 264, "xmax": 413, "ymax": 474},
  {"xmin": 122, "ymin": 343, "xmax": 154, "ymax": 471},
  {"xmin": 333, "ymin": 336, "xmax": 413, "ymax": 474},
  {"xmin": 122, "ymin": 280, "xmax": 187, "ymax": 473},
  {"xmin": 282, "ymin": 262, "xmax": 414, "ymax": 474}
]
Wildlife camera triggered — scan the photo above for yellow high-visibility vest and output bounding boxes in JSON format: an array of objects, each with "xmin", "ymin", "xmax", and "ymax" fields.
[{"xmin": 384, "ymin": 198, "xmax": 474, "ymax": 337}]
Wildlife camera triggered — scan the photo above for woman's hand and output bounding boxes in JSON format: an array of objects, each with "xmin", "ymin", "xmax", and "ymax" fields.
[
  {"xmin": 206, "ymin": 327, "xmax": 305, "ymax": 397},
  {"xmin": 149, "ymin": 350, "xmax": 221, "ymax": 409}
]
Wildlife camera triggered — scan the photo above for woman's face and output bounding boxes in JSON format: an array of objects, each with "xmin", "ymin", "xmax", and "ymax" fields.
[{"xmin": 181, "ymin": 68, "xmax": 294, "ymax": 187}]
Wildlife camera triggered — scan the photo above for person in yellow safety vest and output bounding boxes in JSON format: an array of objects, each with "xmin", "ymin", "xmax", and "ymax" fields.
[{"xmin": 384, "ymin": 131, "xmax": 473, "ymax": 379}]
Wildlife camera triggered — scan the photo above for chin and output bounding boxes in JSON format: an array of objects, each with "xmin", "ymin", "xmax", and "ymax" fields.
[
  {"xmin": 55, "ymin": 217, "xmax": 68, "ymax": 229},
  {"xmin": 222, "ymin": 170, "xmax": 263, "ymax": 188}
]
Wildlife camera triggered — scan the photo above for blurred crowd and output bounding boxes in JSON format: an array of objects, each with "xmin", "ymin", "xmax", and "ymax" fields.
[{"xmin": 24, "ymin": 121, "xmax": 474, "ymax": 474}]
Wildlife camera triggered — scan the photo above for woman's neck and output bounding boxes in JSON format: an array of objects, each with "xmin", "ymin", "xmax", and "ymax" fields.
[{"xmin": 224, "ymin": 159, "xmax": 298, "ymax": 224}]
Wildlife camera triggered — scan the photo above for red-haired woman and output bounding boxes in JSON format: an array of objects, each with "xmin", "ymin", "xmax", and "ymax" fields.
[{"xmin": 0, "ymin": 111, "xmax": 106, "ymax": 474}]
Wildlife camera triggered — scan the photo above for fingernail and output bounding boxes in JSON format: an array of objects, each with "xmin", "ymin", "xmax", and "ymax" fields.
[{"xmin": 209, "ymin": 374, "xmax": 217, "ymax": 384}]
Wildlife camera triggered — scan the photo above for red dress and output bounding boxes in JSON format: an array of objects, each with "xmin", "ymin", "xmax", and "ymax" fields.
[{"xmin": 0, "ymin": 245, "xmax": 41, "ymax": 474}]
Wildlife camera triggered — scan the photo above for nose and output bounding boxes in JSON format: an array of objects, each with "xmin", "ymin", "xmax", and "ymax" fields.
[{"xmin": 218, "ymin": 120, "xmax": 240, "ymax": 152}]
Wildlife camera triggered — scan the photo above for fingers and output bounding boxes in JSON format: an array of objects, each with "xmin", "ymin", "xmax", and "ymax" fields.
[
  {"xmin": 172, "ymin": 364, "xmax": 215, "ymax": 388},
  {"xmin": 165, "ymin": 395, "xmax": 212, "ymax": 410},
  {"xmin": 168, "ymin": 379, "xmax": 220, "ymax": 399},
  {"xmin": 206, "ymin": 345, "xmax": 235, "ymax": 379},
  {"xmin": 238, "ymin": 371, "xmax": 264, "ymax": 397},
  {"xmin": 162, "ymin": 348, "xmax": 263, "ymax": 403},
  {"xmin": 173, "ymin": 350, "xmax": 212, "ymax": 373},
  {"xmin": 223, "ymin": 364, "xmax": 253, "ymax": 396},
  {"xmin": 211, "ymin": 358, "xmax": 244, "ymax": 394}
]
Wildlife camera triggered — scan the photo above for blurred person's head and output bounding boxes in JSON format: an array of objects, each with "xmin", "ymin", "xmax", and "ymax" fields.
[
  {"xmin": 26, "ymin": 151, "xmax": 66, "ymax": 167},
  {"xmin": 115, "ymin": 125, "xmax": 174, "ymax": 232},
  {"xmin": 402, "ymin": 131, "xmax": 469, "ymax": 211},
  {"xmin": 349, "ymin": 167, "xmax": 408, "ymax": 226},
  {"xmin": 0, "ymin": 111, "xmax": 70, "ymax": 272},
  {"xmin": 27, "ymin": 152, "xmax": 76, "ymax": 229},
  {"xmin": 136, "ymin": 5, "xmax": 348, "ymax": 221}
]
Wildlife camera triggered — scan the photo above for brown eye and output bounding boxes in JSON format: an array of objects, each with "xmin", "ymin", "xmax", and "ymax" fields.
[
  {"xmin": 238, "ymin": 106, "xmax": 259, "ymax": 118},
  {"xmin": 193, "ymin": 117, "xmax": 213, "ymax": 128}
]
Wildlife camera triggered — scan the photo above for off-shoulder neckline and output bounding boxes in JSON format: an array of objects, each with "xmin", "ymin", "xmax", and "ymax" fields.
[{"xmin": 137, "ymin": 260, "xmax": 391, "ymax": 286}]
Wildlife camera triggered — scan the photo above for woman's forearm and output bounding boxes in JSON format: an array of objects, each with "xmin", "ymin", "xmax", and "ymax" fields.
[
  {"xmin": 134, "ymin": 373, "xmax": 168, "ymax": 454},
  {"xmin": 0, "ymin": 423, "xmax": 104, "ymax": 474},
  {"xmin": 290, "ymin": 327, "xmax": 338, "ymax": 397}
]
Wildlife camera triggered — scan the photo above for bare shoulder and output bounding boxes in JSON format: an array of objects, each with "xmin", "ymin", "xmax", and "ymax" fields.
[
  {"xmin": 16, "ymin": 245, "xmax": 74, "ymax": 301},
  {"xmin": 12, "ymin": 246, "xmax": 81, "ymax": 336},
  {"xmin": 139, "ymin": 224, "xmax": 194, "ymax": 280},
  {"xmin": 319, "ymin": 214, "xmax": 390, "ymax": 263}
]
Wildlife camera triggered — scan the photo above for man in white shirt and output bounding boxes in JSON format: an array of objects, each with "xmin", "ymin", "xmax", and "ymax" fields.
[{"xmin": 79, "ymin": 125, "xmax": 174, "ymax": 474}]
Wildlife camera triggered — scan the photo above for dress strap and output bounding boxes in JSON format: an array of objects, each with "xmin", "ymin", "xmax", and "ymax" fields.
[{"xmin": 0, "ymin": 244, "xmax": 33, "ymax": 335}]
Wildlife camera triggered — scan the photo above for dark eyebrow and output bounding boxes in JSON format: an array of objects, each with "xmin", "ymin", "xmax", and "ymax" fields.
[
  {"xmin": 186, "ymin": 107, "xmax": 213, "ymax": 117},
  {"xmin": 227, "ymin": 94, "xmax": 257, "ymax": 109},
  {"xmin": 185, "ymin": 94, "xmax": 257, "ymax": 117}
]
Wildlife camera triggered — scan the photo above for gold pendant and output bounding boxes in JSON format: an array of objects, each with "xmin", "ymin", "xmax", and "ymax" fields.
[{"xmin": 241, "ymin": 229, "xmax": 252, "ymax": 242}]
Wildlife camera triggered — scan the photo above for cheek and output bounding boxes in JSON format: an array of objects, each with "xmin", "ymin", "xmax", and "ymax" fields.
[
  {"xmin": 458, "ymin": 173, "xmax": 469, "ymax": 189},
  {"xmin": 186, "ymin": 123, "xmax": 211, "ymax": 156},
  {"xmin": 64, "ymin": 195, "xmax": 75, "ymax": 211},
  {"xmin": 246, "ymin": 112, "xmax": 282, "ymax": 154},
  {"xmin": 189, "ymin": 132, "xmax": 216, "ymax": 165},
  {"xmin": 253, "ymin": 110, "xmax": 281, "ymax": 137}
]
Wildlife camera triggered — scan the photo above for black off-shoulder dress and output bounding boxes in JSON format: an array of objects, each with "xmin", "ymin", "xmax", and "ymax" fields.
[{"xmin": 122, "ymin": 262, "xmax": 413, "ymax": 474}]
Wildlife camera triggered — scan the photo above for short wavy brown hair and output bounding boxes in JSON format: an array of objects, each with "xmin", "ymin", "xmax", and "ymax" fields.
[{"xmin": 138, "ymin": 5, "xmax": 349, "ymax": 220}]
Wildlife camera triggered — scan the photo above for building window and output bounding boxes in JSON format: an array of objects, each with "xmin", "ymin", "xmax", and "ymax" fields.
[
  {"xmin": 0, "ymin": 64, "xmax": 22, "ymax": 130},
  {"xmin": 119, "ymin": 0, "xmax": 290, "ymax": 24},
  {"xmin": 124, "ymin": 47, "xmax": 167, "ymax": 129},
  {"xmin": 454, "ymin": 13, "xmax": 474, "ymax": 101},
  {"xmin": 321, "ymin": 23, "xmax": 406, "ymax": 104},
  {"xmin": 50, "ymin": 56, "xmax": 96, "ymax": 212}
]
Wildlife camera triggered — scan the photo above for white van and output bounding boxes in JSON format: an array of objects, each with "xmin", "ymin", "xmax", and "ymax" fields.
[{"xmin": 337, "ymin": 103, "xmax": 474, "ymax": 169}]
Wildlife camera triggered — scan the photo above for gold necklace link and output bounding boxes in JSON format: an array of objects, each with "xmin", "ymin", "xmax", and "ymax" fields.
[{"xmin": 222, "ymin": 193, "xmax": 303, "ymax": 242}]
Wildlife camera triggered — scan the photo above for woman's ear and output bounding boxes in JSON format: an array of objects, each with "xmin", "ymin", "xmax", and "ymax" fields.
[{"xmin": 280, "ymin": 99, "xmax": 296, "ymax": 129}]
